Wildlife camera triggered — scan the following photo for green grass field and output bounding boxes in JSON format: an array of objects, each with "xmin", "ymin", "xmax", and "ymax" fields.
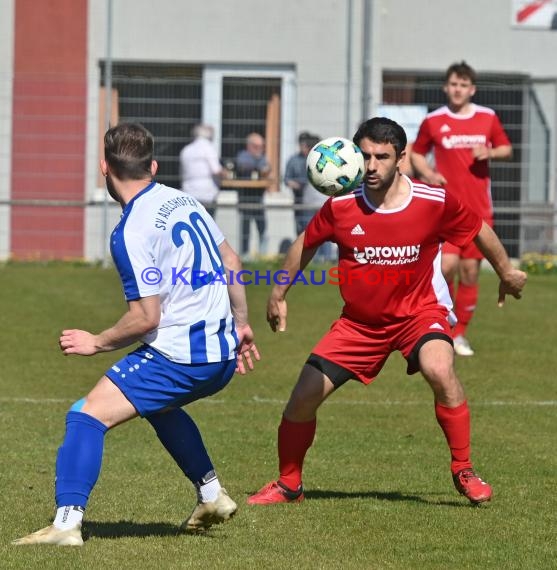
[{"xmin": 0, "ymin": 263, "xmax": 555, "ymax": 569}]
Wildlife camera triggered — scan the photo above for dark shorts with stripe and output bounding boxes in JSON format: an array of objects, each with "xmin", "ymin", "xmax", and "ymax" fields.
[{"xmin": 307, "ymin": 311, "xmax": 453, "ymax": 386}]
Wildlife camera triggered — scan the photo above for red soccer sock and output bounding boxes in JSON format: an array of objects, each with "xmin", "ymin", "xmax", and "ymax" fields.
[
  {"xmin": 435, "ymin": 401, "xmax": 472, "ymax": 474},
  {"xmin": 277, "ymin": 416, "xmax": 316, "ymax": 490},
  {"xmin": 453, "ymin": 283, "xmax": 478, "ymax": 338}
]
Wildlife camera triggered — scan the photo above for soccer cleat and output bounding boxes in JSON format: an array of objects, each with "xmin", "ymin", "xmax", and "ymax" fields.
[
  {"xmin": 12, "ymin": 524, "xmax": 83, "ymax": 546},
  {"xmin": 453, "ymin": 335, "xmax": 475, "ymax": 356},
  {"xmin": 181, "ymin": 488, "xmax": 237, "ymax": 534},
  {"xmin": 247, "ymin": 480, "xmax": 304, "ymax": 505},
  {"xmin": 453, "ymin": 469, "xmax": 492, "ymax": 504}
]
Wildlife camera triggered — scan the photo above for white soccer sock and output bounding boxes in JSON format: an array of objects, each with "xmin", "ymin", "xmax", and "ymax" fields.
[
  {"xmin": 198, "ymin": 473, "xmax": 222, "ymax": 503},
  {"xmin": 53, "ymin": 505, "xmax": 84, "ymax": 530}
]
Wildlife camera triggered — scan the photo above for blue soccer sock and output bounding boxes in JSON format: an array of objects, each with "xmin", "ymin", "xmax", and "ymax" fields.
[
  {"xmin": 55, "ymin": 411, "xmax": 108, "ymax": 509},
  {"xmin": 147, "ymin": 408, "xmax": 214, "ymax": 486}
]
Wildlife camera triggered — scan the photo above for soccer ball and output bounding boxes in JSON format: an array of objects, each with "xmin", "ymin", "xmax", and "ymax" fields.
[{"xmin": 306, "ymin": 137, "xmax": 365, "ymax": 196}]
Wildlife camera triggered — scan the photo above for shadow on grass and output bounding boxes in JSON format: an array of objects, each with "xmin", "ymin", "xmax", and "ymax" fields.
[
  {"xmin": 304, "ymin": 489, "xmax": 466, "ymax": 507},
  {"xmin": 245, "ymin": 488, "xmax": 468, "ymax": 508},
  {"xmin": 83, "ymin": 520, "xmax": 218, "ymax": 540}
]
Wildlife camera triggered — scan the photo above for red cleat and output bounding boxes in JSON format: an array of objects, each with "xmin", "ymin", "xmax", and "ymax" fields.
[
  {"xmin": 453, "ymin": 469, "xmax": 492, "ymax": 504},
  {"xmin": 247, "ymin": 481, "xmax": 304, "ymax": 505}
]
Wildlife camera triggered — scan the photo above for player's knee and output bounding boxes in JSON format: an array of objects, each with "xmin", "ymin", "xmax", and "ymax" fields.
[
  {"xmin": 422, "ymin": 359, "xmax": 454, "ymax": 386},
  {"xmin": 433, "ymin": 375, "xmax": 465, "ymax": 405},
  {"xmin": 459, "ymin": 260, "xmax": 481, "ymax": 284},
  {"xmin": 68, "ymin": 398, "xmax": 107, "ymax": 425},
  {"xmin": 283, "ymin": 400, "xmax": 319, "ymax": 422},
  {"xmin": 285, "ymin": 387, "xmax": 317, "ymax": 416},
  {"xmin": 460, "ymin": 272, "xmax": 479, "ymax": 286},
  {"xmin": 284, "ymin": 379, "xmax": 324, "ymax": 420}
]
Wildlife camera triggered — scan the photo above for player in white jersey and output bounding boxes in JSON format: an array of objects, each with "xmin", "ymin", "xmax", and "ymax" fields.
[{"xmin": 13, "ymin": 123, "xmax": 259, "ymax": 546}]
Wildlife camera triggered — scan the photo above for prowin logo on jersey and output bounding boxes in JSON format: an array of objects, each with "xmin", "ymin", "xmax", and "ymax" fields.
[
  {"xmin": 353, "ymin": 244, "xmax": 421, "ymax": 265},
  {"xmin": 442, "ymin": 134, "xmax": 487, "ymax": 149}
]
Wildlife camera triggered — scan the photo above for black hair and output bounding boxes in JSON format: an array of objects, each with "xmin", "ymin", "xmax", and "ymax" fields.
[
  {"xmin": 352, "ymin": 117, "xmax": 407, "ymax": 157},
  {"xmin": 298, "ymin": 131, "xmax": 312, "ymax": 144}
]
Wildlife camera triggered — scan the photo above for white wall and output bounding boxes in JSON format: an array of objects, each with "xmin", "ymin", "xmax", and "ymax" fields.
[{"xmin": 375, "ymin": 0, "xmax": 555, "ymax": 76}]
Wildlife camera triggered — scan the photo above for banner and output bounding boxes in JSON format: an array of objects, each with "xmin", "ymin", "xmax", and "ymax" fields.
[{"xmin": 511, "ymin": 0, "xmax": 557, "ymax": 29}]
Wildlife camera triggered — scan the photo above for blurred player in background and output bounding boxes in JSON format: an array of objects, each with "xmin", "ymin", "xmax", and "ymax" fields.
[
  {"xmin": 13, "ymin": 123, "xmax": 259, "ymax": 546},
  {"xmin": 411, "ymin": 61, "xmax": 513, "ymax": 356},
  {"xmin": 248, "ymin": 117, "xmax": 526, "ymax": 508}
]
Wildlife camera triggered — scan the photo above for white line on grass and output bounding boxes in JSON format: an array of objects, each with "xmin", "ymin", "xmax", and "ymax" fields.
[
  {"xmin": 247, "ymin": 397, "xmax": 557, "ymax": 406},
  {"xmin": 1, "ymin": 397, "xmax": 556, "ymax": 406},
  {"xmin": 0, "ymin": 397, "xmax": 74, "ymax": 404}
]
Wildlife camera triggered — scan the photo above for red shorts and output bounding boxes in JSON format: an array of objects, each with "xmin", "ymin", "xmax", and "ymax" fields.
[
  {"xmin": 442, "ymin": 218, "xmax": 492, "ymax": 260},
  {"xmin": 311, "ymin": 310, "xmax": 452, "ymax": 385},
  {"xmin": 442, "ymin": 240, "xmax": 483, "ymax": 260}
]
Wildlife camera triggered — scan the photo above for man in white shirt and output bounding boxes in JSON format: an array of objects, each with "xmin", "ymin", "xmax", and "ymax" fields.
[{"xmin": 180, "ymin": 124, "xmax": 223, "ymax": 217}]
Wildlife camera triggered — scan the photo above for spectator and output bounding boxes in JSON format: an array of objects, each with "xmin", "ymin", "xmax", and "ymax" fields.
[
  {"xmin": 180, "ymin": 124, "xmax": 223, "ymax": 218},
  {"xmin": 235, "ymin": 133, "xmax": 271, "ymax": 259},
  {"xmin": 285, "ymin": 132, "xmax": 334, "ymax": 262},
  {"xmin": 285, "ymin": 131, "xmax": 315, "ymax": 235}
]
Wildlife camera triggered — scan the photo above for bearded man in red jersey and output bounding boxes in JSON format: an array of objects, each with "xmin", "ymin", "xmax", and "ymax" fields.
[{"xmin": 248, "ymin": 117, "xmax": 525, "ymax": 507}]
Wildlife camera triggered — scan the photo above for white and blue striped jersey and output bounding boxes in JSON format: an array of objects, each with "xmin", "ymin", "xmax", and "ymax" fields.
[{"xmin": 110, "ymin": 182, "xmax": 238, "ymax": 364}]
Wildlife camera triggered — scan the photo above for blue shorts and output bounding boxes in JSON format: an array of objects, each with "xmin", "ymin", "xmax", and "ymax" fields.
[{"xmin": 105, "ymin": 344, "xmax": 236, "ymax": 417}]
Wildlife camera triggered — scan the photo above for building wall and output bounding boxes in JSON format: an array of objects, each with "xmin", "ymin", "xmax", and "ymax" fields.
[
  {"xmin": 10, "ymin": 0, "xmax": 88, "ymax": 259},
  {"xmin": 0, "ymin": 0, "xmax": 15, "ymax": 259},
  {"xmin": 375, "ymin": 0, "xmax": 555, "ymax": 75}
]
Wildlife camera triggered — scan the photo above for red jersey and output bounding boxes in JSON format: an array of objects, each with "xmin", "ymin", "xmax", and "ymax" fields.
[
  {"xmin": 304, "ymin": 177, "xmax": 482, "ymax": 325},
  {"xmin": 412, "ymin": 104, "xmax": 511, "ymax": 221}
]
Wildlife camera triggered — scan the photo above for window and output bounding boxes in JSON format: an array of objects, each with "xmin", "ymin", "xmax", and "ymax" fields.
[{"xmin": 100, "ymin": 62, "xmax": 203, "ymax": 189}]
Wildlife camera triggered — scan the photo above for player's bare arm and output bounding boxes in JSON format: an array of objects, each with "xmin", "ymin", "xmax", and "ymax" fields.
[
  {"xmin": 267, "ymin": 233, "xmax": 317, "ymax": 332},
  {"xmin": 218, "ymin": 239, "xmax": 260, "ymax": 373},
  {"xmin": 472, "ymin": 144, "xmax": 512, "ymax": 162},
  {"xmin": 60, "ymin": 295, "xmax": 160, "ymax": 356},
  {"xmin": 473, "ymin": 222, "xmax": 527, "ymax": 306},
  {"xmin": 410, "ymin": 151, "xmax": 447, "ymax": 186},
  {"xmin": 219, "ymin": 239, "xmax": 249, "ymax": 327}
]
